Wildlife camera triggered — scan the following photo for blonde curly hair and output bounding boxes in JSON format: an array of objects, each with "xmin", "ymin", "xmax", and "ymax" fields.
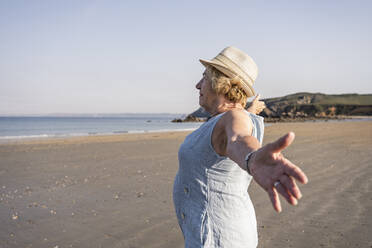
[{"xmin": 205, "ymin": 65, "xmax": 248, "ymax": 106}]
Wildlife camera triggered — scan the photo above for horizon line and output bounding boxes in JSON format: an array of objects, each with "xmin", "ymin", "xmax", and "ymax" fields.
[{"xmin": 0, "ymin": 112, "xmax": 188, "ymax": 117}]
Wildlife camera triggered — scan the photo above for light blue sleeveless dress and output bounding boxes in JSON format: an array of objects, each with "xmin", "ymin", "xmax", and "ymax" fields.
[{"xmin": 173, "ymin": 111, "xmax": 264, "ymax": 248}]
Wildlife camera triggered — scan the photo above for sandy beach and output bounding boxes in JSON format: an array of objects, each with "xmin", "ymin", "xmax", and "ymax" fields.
[{"xmin": 0, "ymin": 121, "xmax": 371, "ymax": 248}]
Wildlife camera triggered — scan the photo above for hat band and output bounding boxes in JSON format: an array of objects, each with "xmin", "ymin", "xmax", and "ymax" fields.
[{"xmin": 213, "ymin": 54, "xmax": 255, "ymax": 86}]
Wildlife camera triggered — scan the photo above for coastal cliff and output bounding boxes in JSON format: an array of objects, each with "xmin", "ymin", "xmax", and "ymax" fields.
[{"xmin": 172, "ymin": 93, "xmax": 372, "ymax": 123}]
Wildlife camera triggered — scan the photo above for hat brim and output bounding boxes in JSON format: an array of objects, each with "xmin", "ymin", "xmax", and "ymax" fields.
[{"xmin": 199, "ymin": 59, "xmax": 256, "ymax": 97}]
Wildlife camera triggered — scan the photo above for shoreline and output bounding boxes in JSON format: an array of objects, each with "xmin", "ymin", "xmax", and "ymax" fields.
[
  {"xmin": 0, "ymin": 129, "xmax": 197, "ymax": 145},
  {"xmin": 263, "ymin": 115, "xmax": 372, "ymax": 123},
  {"xmin": 0, "ymin": 130, "xmax": 193, "ymax": 146}
]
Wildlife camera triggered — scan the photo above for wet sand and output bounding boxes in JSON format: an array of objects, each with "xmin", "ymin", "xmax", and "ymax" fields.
[{"xmin": 0, "ymin": 121, "xmax": 371, "ymax": 248}]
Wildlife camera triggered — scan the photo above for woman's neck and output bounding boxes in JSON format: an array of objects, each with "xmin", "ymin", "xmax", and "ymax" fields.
[{"xmin": 209, "ymin": 102, "xmax": 245, "ymax": 117}]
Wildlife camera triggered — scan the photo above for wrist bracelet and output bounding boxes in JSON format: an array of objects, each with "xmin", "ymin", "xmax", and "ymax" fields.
[{"xmin": 245, "ymin": 151, "xmax": 255, "ymax": 175}]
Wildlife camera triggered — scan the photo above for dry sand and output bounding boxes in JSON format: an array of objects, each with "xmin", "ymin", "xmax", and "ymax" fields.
[{"xmin": 0, "ymin": 121, "xmax": 371, "ymax": 248}]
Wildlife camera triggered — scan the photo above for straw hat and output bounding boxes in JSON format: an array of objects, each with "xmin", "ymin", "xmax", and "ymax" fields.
[{"xmin": 199, "ymin": 46, "xmax": 258, "ymax": 97}]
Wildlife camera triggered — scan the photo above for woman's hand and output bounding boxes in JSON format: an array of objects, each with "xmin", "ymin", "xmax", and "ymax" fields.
[
  {"xmin": 248, "ymin": 132, "xmax": 308, "ymax": 212},
  {"xmin": 247, "ymin": 94, "xmax": 266, "ymax": 115}
]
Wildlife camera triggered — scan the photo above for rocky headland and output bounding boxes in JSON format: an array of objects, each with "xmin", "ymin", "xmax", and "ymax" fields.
[{"xmin": 172, "ymin": 92, "xmax": 372, "ymax": 123}]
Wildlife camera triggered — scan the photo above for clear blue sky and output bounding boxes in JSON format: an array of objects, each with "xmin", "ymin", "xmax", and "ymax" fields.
[{"xmin": 1, "ymin": 0, "xmax": 371, "ymax": 115}]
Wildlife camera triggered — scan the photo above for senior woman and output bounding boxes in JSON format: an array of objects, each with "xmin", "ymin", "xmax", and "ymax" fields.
[{"xmin": 173, "ymin": 46, "xmax": 308, "ymax": 247}]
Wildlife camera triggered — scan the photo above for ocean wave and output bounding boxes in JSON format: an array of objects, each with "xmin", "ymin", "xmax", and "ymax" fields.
[
  {"xmin": 113, "ymin": 130, "xmax": 129, "ymax": 134},
  {"xmin": 0, "ymin": 128, "xmax": 199, "ymax": 142},
  {"xmin": 0, "ymin": 134, "xmax": 52, "ymax": 140},
  {"xmin": 0, "ymin": 133, "xmax": 90, "ymax": 140},
  {"xmin": 127, "ymin": 128, "xmax": 198, "ymax": 134}
]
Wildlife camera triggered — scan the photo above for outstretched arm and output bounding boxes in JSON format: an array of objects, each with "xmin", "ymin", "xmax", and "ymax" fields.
[{"xmin": 220, "ymin": 110, "xmax": 308, "ymax": 212}]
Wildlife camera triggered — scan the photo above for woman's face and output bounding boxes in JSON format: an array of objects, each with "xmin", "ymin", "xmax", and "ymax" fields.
[{"xmin": 195, "ymin": 70, "xmax": 220, "ymax": 112}]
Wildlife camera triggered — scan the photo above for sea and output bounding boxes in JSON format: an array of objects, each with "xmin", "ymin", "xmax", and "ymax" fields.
[
  {"xmin": 2, "ymin": 114, "xmax": 370, "ymax": 142},
  {"xmin": 0, "ymin": 114, "xmax": 203, "ymax": 142}
]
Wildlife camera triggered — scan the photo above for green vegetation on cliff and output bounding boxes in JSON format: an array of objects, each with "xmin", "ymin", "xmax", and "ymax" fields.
[
  {"xmin": 264, "ymin": 92, "xmax": 372, "ymax": 106},
  {"xmin": 261, "ymin": 93, "xmax": 372, "ymax": 120}
]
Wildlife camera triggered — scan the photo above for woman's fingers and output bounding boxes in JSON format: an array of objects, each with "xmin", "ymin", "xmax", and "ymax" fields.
[
  {"xmin": 257, "ymin": 102, "xmax": 266, "ymax": 111},
  {"xmin": 268, "ymin": 132, "xmax": 295, "ymax": 153},
  {"xmin": 279, "ymin": 174, "xmax": 302, "ymax": 199},
  {"xmin": 275, "ymin": 180, "xmax": 298, "ymax": 205},
  {"xmin": 282, "ymin": 158, "xmax": 308, "ymax": 184},
  {"xmin": 268, "ymin": 187, "xmax": 282, "ymax": 213},
  {"xmin": 253, "ymin": 94, "xmax": 261, "ymax": 102}
]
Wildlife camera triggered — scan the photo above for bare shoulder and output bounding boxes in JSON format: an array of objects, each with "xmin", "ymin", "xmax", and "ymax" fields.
[
  {"xmin": 220, "ymin": 109, "xmax": 252, "ymax": 125},
  {"xmin": 212, "ymin": 109, "xmax": 253, "ymax": 156},
  {"xmin": 219, "ymin": 109, "xmax": 253, "ymax": 136}
]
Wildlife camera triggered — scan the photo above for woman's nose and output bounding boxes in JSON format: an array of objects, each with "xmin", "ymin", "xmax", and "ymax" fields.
[{"xmin": 196, "ymin": 79, "xmax": 202, "ymax": 89}]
